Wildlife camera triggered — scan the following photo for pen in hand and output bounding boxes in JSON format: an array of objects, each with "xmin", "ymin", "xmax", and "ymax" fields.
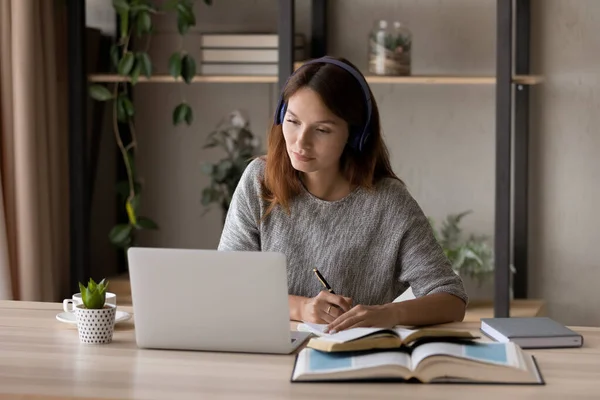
[{"xmin": 313, "ymin": 268, "xmax": 335, "ymax": 294}]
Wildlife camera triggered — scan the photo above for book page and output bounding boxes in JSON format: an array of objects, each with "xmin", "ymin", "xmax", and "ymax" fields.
[
  {"xmin": 297, "ymin": 322, "xmax": 328, "ymax": 336},
  {"xmin": 294, "ymin": 348, "xmax": 411, "ymax": 376},
  {"xmin": 410, "ymin": 342, "xmax": 523, "ymax": 370},
  {"xmin": 314, "ymin": 327, "xmax": 397, "ymax": 343},
  {"xmin": 394, "ymin": 328, "xmax": 418, "ymax": 341}
]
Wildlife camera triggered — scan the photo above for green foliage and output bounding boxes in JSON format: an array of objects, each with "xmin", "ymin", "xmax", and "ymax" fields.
[
  {"xmin": 88, "ymin": 0, "xmax": 213, "ymax": 253},
  {"xmin": 201, "ymin": 111, "xmax": 261, "ymax": 217},
  {"xmin": 78, "ymin": 278, "xmax": 109, "ymax": 309},
  {"xmin": 429, "ymin": 210, "xmax": 515, "ymax": 285}
]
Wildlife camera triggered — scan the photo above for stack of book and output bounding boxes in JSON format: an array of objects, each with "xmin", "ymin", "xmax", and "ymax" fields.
[
  {"xmin": 291, "ymin": 323, "xmax": 545, "ymax": 384},
  {"xmin": 199, "ymin": 33, "xmax": 306, "ymax": 76}
]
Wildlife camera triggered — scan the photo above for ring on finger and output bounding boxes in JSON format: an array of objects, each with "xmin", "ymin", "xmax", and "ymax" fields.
[{"xmin": 326, "ymin": 305, "xmax": 331, "ymax": 314}]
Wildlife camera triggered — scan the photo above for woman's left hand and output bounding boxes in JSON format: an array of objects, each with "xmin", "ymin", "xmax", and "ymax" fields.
[{"xmin": 325, "ymin": 304, "xmax": 396, "ymax": 333}]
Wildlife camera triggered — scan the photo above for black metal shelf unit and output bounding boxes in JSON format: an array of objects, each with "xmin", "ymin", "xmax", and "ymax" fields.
[
  {"xmin": 66, "ymin": 1, "xmax": 530, "ymax": 316},
  {"xmin": 277, "ymin": 0, "xmax": 531, "ymax": 318}
]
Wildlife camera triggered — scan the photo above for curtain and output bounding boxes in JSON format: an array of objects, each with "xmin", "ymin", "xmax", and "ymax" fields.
[{"xmin": 0, "ymin": 0, "xmax": 69, "ymax": 301}]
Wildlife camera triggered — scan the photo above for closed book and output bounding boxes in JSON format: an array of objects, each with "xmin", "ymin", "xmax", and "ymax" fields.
[
  {"xmin": 291, "ymin": 341, "xmax": 544, "ymax": 384},
  {"xmin": 200, "ymin": 33, "xmax": 305, "ymax": 48},
  {"xmin": 199, "ymin": 63, "xmax": 278, "ymax": 75},
  {"xmin": 480, "ymin": 317, "xmax": 583, "ymax": 349},
  {"xmin": 199, "ymin": 61, "xmax": 305, "ymax": 76},
  {"xmin": 200, "ymin": 48, "xmax": 305, "ymax": 63}
]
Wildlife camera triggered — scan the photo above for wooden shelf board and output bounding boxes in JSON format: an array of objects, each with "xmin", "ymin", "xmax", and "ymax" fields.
[
  {"xmin": 88, "ymin": 74, "xmax": 278, "ymax": 84},
  {"xmin": 88, "ymin": 74, "xmax": 544, "ymax": 85}
]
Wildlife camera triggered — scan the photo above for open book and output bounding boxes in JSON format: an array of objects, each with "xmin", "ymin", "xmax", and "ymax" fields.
[
  {"xmin": 297, "ymin": 322, "xmax": 478, "ymax": 352},
  {"xmin": 291, "ymin": 341, "xmax": 544, "ymax": 384}
]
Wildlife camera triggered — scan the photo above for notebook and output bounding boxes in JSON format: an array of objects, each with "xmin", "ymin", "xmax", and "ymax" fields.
[
  {"xmin": 480, "ymin": 317, "xmax": 583, "ymax": 349},
  {"xmin": 291, "ymin": 341, "xmax": 544, "ymax": 384},
  {"xmin": 297, "ymin": 322, "xmax": 478, "ymax": 352}
]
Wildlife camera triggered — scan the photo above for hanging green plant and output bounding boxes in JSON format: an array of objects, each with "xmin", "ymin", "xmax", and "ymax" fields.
[{"xmin": 88, "ymin": 0, "xmax": 213, "ymax": 252}]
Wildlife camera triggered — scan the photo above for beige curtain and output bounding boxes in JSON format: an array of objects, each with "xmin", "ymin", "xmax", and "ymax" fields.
[{"xmin": 0, "ymin": 0, "xmax": 69, "ymax": 301}]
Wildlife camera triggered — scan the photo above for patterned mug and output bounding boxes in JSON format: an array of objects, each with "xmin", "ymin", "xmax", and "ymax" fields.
[{"xmin": 64, "ymin": 303, "xmax": 117, "ymax": 344}]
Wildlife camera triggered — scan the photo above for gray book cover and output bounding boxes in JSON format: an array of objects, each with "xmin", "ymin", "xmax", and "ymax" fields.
[
  {"xmin": 480, "ymin": 317, "xmax": 583, "ymax": 348},
  {"xmin": 481, "ymin": 317, "xmax": 580, "ymax": 338}
]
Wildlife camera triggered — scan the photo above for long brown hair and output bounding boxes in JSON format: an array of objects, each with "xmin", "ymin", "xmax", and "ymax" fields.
[{"xmin": 260, "ymin": 56, "xmax": 401, "ymax": 218}]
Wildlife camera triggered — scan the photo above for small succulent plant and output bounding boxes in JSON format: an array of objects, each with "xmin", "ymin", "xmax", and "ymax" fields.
[{"xmin": 78, "ymin": 278, "xmax": 110, "ymax": 309}]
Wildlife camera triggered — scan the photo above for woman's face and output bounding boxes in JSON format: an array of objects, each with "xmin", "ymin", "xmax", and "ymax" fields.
[{"xmin": 282, "ymin": 87, "xmax": 349, "ymax": 175}]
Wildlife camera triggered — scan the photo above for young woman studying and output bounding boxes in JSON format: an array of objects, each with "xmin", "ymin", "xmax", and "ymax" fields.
[{"xmin": 218, "ymin": 56, "xmax": 468, "ymax": 332}]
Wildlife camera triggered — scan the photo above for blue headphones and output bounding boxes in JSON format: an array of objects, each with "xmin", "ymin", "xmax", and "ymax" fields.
[{"xmin": 273, "ymin": 56, "xmax": 374, "ymax": 152}]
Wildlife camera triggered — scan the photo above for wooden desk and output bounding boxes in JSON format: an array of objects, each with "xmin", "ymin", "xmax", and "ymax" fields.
[{"xmin": 0, "ymin": 300, "xmax": 598, "ymax": 400}]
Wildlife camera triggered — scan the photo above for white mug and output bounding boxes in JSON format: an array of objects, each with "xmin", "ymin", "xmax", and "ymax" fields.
[{"xmin": 63, "ymin": 292, "xmax": 117, "ymax": 313}]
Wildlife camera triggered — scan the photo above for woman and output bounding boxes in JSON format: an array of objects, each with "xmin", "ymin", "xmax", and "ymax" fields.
[{"xmin": 218, "ymin": 56, "xmax": 467, "ymax": 332}]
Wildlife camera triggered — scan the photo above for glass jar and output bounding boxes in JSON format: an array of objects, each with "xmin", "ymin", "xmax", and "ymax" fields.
[{"xmin": 368, "ymin": 20, "xmax": 412, "ymax": 76}]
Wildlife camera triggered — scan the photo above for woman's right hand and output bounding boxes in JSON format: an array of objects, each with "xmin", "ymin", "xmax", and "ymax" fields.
[{"xmin": 301, "ymin": 291, "xmax": 353, "ymax": 324}]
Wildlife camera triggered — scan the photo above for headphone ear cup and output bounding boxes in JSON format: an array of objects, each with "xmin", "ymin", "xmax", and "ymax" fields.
[
  {"xmin": 348, "ymin": 127, "xmax": 361, "ymax": 150},
  {"xmin": 278, "ymin": 102, "xmax": 287, "ymax": 125}
]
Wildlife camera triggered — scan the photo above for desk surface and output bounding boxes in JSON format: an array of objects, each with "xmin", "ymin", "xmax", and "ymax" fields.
[{"xmin": 1, "ymin": 300, "xmax": 599, "ymax": 400}]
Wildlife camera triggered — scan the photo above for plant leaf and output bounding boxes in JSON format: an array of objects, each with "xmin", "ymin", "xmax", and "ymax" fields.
[
  {"xmin": 172, "ymin": 103, "xmax": 188, "ymax": 125},
  {"xmin": 177, "ymin": 14, "xmax": 190, "ymax": 35},
  {"xmin": 201, "ymin": 163, "xmax": 214, "ymax": 175},
  {"xmin": 122, "ymin": 95, "xmax": 135, "ymax": 117},
  {"xmin": 119, "ymin": 9, "xmax": 129, "ymax": 39},
  {"xmin": 136, "ymin": 11, "xmax": 152, "ymax": 36},
  {"xmin": 115, "ymin": 180, "xmax": 142, "ymax": 200},
  {"xmin": 118, "ymin": 52, "xmax": 135, "ymax": 76},
  {"xmin": 184, "ymin": 105, "xmax": 193, "ymax": 125},
  {"xmin": 110, "ymin": 44, "xmax": 121, "ymax": 69},
  {"xmin": 130, "ymin": 62, "xmax": 141, "ymax": 85},
  {"xmin": 137, "ymin": 52, "xmax": 152, "ymax": 78},
  {"xmin": 177, "ymin": 2, "xmax": 196, "ymax": 25},
  {"xmin": 215, "ymin": 160, "xmax": 232, "ymax": 182},
  {"xmin": 113, "ymin": 0, "xmax": 130, "ymax": 13},
  {"xmin": 168, "ymin": 52, "xmax": 182, "ymax": 79},
  {"xmin": 131, "ymin": 3, "xmax": 155, "ymax": 14},
  {"xmin": 136, "ymin": 216, "xmax": 159, "ymax": 230},
  {"xmin": 201, "ymin": 187, "xmax": 217, "ymax": 206},
  {"xmin": 117, "ymin": 95, "xmax": 127, "ymax": 123},
  {"xmin": 109, "ymin": 223, "xmax": 133, "ymax": 245},
  {"xmin": 88, "ymin": 277, "xmax": 97, "ymax": 292},
  {"xmin": 181, "ymin": 54, "xmax": 196, "ymax": 84},
  {"xmin": 126, "ymin": 196, "xmax": 139, "ymax": 225},
  {"xmin": 89, "ymin": 85, "xmax": 113, "ymax": 101}
]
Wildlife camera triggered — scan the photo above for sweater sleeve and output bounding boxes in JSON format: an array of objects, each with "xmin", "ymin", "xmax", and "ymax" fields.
[
  {"xmin": 396, "ymin": 188, "xmax": 469, "ymax": 305},
  {"xmin": 217, "ymin": 159, "xmax": 263, "ymax": 252}
]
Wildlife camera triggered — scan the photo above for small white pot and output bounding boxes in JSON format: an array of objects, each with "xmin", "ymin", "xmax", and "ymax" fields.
[{"xmin": 74, "ymin": 303, "xmax": 116, "ymax": 344}]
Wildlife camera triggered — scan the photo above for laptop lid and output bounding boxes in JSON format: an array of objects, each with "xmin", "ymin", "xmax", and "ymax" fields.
[{"xmin": 127, "ymin": 247, "xmax": 297, "ymax": 354}]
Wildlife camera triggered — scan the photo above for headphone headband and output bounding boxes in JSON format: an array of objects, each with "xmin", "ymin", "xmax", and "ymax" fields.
[{"xmin": 273, "ymin": 56, "xmax": 373, "ymax": 152}]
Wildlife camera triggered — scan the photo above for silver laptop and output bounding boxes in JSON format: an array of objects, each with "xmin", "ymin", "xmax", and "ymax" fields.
[{"xmin": 127, "ymin": 247, "xmax": 311, "ymax": 354}]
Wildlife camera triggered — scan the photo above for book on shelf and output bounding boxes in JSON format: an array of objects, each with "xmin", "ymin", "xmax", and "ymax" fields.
[
  {"xmin": 291, "ymin": 341, "xmax": 544, "ymax": 384},
  {"xmin": 200, "ymin": 33, "xmax": 305, "ymax": 48},
  {"xmin": 200, "ymin": 48, "xmax": 306, "ymax": 63},
  {"xmin": 199, "ymin": 61, "xmax": 305, "ymax": 76},
  {"xmin": 298, "ymin": 322, "xmax": 478, "ymax": 352}
]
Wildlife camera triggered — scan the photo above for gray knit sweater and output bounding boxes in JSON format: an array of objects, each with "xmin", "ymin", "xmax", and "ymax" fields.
[{"xmin": 218, "ymin": 158, "xmax": 468, "ymax": 306}]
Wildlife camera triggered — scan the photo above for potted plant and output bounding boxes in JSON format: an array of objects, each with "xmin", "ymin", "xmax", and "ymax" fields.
[
  {"xmin": 88, "ymin": 0, "xmax": 214, "ymax": 254},
  {"xmin": 200, "ymin": 110, "xmax": 261, "ymax": 223},
  {"xmin": 73, "ymin": 278, "xmax": 116, "ymax": 344},
  {"xmin": 428, "ymin": 210, "xmax": 516, "ymax": 300}
]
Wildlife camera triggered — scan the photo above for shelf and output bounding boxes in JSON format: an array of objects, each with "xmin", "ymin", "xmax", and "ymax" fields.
[
  {"xmin": 88, "ymin": 73, "xmax": 544, "ymax": 85},
  {"xmin": 88, "ymin": 74, "xmax": 278, "ymax": 83}
]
